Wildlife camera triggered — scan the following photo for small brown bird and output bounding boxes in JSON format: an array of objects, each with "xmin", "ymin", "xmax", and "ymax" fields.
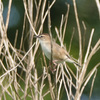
[{"xmin": 35, "ymin": 33, "xmax": 80, "ymax": 67}]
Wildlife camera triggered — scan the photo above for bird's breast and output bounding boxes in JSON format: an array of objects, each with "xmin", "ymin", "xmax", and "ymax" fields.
[{"xmin": 40, "ymin": 42, "xmax": 51, "ymax": 60}]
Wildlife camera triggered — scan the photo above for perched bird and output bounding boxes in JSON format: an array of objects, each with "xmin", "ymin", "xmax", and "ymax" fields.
[{"xmin": 35, "ymin": 33, "xmax": 80, "ymax": 67}]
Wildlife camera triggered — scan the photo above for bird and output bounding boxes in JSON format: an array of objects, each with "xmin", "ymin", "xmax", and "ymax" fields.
[{"xmin": 35, "ymin": 33, "xmax": 81, "ymax": 67}]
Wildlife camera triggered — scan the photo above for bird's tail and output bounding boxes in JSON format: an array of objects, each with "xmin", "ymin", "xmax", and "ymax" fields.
[
  {"xmin": 73, "ymin": 61, "xmax": 81, "ymax": 67},
  {"xmin": 66, "ymin": 55, "xmax": 81, "ymax": 67}
]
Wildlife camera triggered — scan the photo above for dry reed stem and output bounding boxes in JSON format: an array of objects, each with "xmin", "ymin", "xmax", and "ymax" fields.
[
  {"xmin": 38, "ymin": 0, "xmax": 56, "ymax": 35},
  {"xmin": 5, "ymin": 0, "xmax": 12, "ymax": 31},
  {"xmin": 62, "ymin": 3, "xmax": 70, "ymax": 42},
  {"xmin": 24, "ymin": 0, "xmax": 34, "ymax": 99},
  {"xmin": 73, "ymin": 0, "xmax": 82, "ymax": 65},
  {"xmin": 95, "ymin": 0, "xmax": 100, "ymax": 18},
  {"xmin": 74, "ymin": 29, "xmax": 94, "ymax": 100},
  {"xmin": 68, "ymin": 28, "xmax": 75, "ymax": 53},
  {"xmin": 89, "ymin": 68, "xmax": 97, "ymax": 100},
  {"xmin": 23, "ymin": 0, "xmax": 37, "ymax": 35}
]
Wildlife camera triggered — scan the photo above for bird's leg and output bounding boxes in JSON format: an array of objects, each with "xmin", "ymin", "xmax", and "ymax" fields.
[{"xmin": 49, "ymin": 61, "xmax": 57, "ymax": 73}]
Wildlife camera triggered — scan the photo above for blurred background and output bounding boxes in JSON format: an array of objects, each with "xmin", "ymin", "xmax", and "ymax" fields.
[{"xmin": 2, "ymin": 0, "xmax": 100, "ymax": 100}]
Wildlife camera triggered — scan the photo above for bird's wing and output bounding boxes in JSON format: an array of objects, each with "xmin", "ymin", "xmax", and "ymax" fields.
[{"xmin": 52, "ymin": 42, "xmax": 68, "ymax": 61}]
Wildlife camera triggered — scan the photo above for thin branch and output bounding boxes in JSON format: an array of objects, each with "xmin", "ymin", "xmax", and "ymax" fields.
[
  {"xmin": 68, "ymin": 28, "xmax": 75, "ymax": 53},
  {"xmin": 80, "ymin": 63, "xmax": 100, "ymax": 96},
  {"xmin": 73, "ymin": 0, "xmax": 82, "ymax": 65},
  {"xmin": 0, "ymin": 43, "xmax": 35, "ymax": 79},
  {"xmin": 95, "ymin": 0, "xmax": 100, "ymax": 18},
  {"xmin": 38, "ymin": 0, "xmax": 56, "ymax": 34},
  {"xmin": 5, "ymin": 0, "xmax": 12, "ymax": 31},
  {"xmin": 89, "ymin": 69, "xmax": 97, "ymax": 100},
  {"xmin": 23, "ymin": 0, "xmax": 37, "ymax": 35},
  {"xmin": 62, "ymin": 3, "xmax": 70, "ymax": 41},
  {"xmin": 83, "ymin": 29, "xmax": 94, "ymax": 65}
]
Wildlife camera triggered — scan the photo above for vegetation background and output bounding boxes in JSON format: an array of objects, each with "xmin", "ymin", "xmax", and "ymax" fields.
[{"xmin": 0, "ymin": 0, "xmax": 100, "ymax": 100}]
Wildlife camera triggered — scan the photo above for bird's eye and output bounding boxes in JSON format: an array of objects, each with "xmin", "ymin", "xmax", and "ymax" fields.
[{"xmin": 39, "ymin": 35, "xmax": 43, "ymax": 38}]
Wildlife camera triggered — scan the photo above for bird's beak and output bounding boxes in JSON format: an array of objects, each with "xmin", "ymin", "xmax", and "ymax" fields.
[{"xmin": 34, "ymin": 35, "xmax": 39, "ymax": 38}]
